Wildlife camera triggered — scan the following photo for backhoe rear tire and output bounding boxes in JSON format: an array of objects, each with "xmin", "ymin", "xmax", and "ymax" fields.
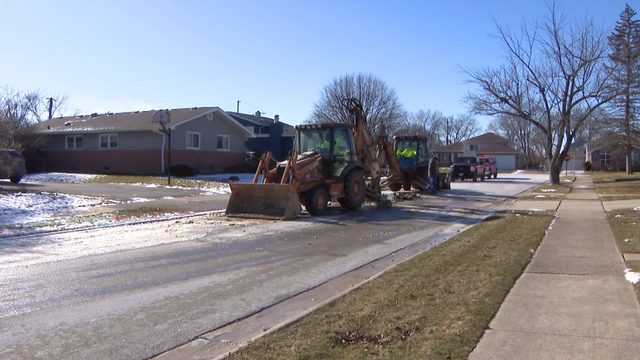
[
  {"xmin": 388, "ymin": 182, "xmax": 402, "ymax": 191},
  {"xmin": 305, "ymin": 187, "xmax": 329, "ymax": 215},
  {"xmin": 403, "ymin": 183, "xmax": 411, "ymax": 191},
  {"xmin": 338, "ymin": 170, "xmax": 366, "ymax": 209}
]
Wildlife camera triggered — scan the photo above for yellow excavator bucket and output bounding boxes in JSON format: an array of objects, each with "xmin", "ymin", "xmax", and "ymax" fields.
[{"xmin": 225, "ymin": 183, "xmax": 302, "ymax": 220}]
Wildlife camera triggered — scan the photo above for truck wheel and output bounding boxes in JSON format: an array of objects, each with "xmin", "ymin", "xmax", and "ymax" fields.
[
  {"xmin": 472, "ymin": 174, "xmax": 477, "ymax": 182},
  {"xmin": 443, "ymin": 175, "xmax": 451, "ymax": 189},
  {"xmin": 494, "ymin": 172, "xmax": 498, "ymax": 179},
  {"xmin": 480, "ymin": 173, "xmax": 485, "ymax": 181},
  {"xmin": 338, "ymin": 170, "xmax": 366, "ymax": 209},
  {"xmin": 9, "ymin": 176, "xmax": 21, "ymax": 184},
  {"xmin": 403, "ymin": 183, "xmax": 411, "ymax": 191},
  {"xmin": 306, "ymin": 187, "xmax": 329, "ymax": 215},
  {"xmin": 388, "ymin": 182, "xmax": 402, "ymax": 191}
]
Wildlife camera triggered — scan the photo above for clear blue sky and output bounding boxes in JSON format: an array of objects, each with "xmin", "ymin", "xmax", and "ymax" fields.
[{"xmin": 0, "ymin": 0, "xmax": 632, "ymax": 128}]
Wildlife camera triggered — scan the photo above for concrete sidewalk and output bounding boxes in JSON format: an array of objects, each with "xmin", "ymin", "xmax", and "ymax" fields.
[{"xmin": 470, "ymin": 176, "xmax": 640, "ymax": 359}]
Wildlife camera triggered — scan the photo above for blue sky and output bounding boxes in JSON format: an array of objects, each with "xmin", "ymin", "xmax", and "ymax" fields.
[{"xmin": 0, "ymin": 0, "xmax": 632, "ymax": 128}]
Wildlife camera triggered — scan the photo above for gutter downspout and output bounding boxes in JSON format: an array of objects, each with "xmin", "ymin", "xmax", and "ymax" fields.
[{"xmin": 153, "ymin": 129, "xmax": 166, "ymax": 173}]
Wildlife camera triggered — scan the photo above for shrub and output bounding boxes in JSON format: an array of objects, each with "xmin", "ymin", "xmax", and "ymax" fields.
[
  {"xmin": 582, "ymin": 161, "xmax": 592, "ymax": 171},
  {"xmin": 169, "ymin": 164, "xmax": 195, "ymax": 177}
]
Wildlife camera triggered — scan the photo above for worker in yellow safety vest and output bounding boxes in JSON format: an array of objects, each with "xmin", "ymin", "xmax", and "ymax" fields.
[{"xmin": 397, "ymin": 148, "xmax": 416, "ymax": 159}]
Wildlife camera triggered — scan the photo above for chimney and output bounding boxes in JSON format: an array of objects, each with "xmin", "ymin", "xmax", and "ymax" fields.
[
  {"xmin": 255, "ymin": 111, "xmax": 261, "ymax": 119},
  {"xmin": 274, "ymin": 114, "xmax": 279, "ymax": 123}
]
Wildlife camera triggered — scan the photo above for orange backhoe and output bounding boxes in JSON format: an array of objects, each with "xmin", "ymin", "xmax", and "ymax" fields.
[{"xmin": 225, "ymin": 98, "xmax": 391, "ymax": 220}]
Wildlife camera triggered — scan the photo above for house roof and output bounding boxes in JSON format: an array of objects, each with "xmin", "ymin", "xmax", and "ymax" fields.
[
  {"xmin": 569, "ymin": 139, "xmax": 588, "ymax": 152},
  {"xmin": 474, "ymin": 144, "xmax": 522, "ymax": 154},
  {"xmin": 586, "ymin": 134, "xmax": 640, "ymax": 153},
  {"xmin": 226, "ymin": 112, "xmax": 296, "ymax": 135},
  {"xmin": 34, "ymin": 107, "xmax": 254, "ymax": 137},
  {"xmin": 465, "ymin": 133, "xmax": 510, "ymax": 143},
  {"xmin": 431, "ymin": 142, "xmax": 464, "ymax": 152}
]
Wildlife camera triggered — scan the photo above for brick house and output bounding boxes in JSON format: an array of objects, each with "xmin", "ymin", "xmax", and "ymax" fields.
[
  {"xmin": 585, "ymin": 135, "xmax": 640, "ymax": 171},
  {"xmin": 33, "ymin": 107, "xmax": 255, "ymax": 175}
]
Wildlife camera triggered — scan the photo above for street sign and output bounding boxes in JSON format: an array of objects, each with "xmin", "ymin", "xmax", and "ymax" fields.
[{"xmin": 564, "ymin": 154, "xmax": 571, "ymax": 162}]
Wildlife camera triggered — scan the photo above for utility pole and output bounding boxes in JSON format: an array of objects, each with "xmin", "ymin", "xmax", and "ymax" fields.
[
  {"xmin": 237, "ymin": 100, "xmax": 240, "ymax": 113},
  {"xmin": 47, "ymin": 97, "xmax": 55, "ymax": 119}
]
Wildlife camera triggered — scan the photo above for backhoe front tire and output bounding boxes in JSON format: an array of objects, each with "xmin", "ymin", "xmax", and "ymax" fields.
[
  {"xmin": 306, "ymin": 187, "xmax": 329, "ymax": 215},
  {"xmin": 388, "ymin": 182, "xmax": 402, "ymax": 191},
  {"xmin": 338, "ymin": 170, "xmax": 366, "ymax": 209}
]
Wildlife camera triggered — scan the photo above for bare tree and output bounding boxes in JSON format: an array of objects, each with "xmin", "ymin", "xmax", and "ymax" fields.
[
  {"xmin": 0, "ymin": 86, "xmax": 71, "ymax": 164},
  {"xmin": 463, "ymin": 3, "xmax": 614, "ymax": 184},
  {"xmin": 307, "ymin": 73, "xmax": 405, "ymax": 140},
  {"xmin": 606, "ymin": 4, "xmax": 640, "ymax": 175},
  {"xmin": 488, "ymin": 114, "xmax": 545, "ymax": 168},
  {"xmin": 395, "ymin": 109, "xmax": 445, "ymax": 147},
  {"xmin": 440, "ymin": 114, "xmax": 482, "ymax": 145}
]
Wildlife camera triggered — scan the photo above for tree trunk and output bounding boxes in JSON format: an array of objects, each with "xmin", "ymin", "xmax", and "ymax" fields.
[
  {"xmin": 626, "ymin": 147, "xmax": 634, "ymax": 176},
  {"xmin": 549, "ymin": 163, "xmax": 562, "ymax": 185}
]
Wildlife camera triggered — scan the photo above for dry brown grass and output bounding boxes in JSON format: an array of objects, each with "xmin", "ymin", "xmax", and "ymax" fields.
[{"xmin": 228, "ymin": 212, "xmax": 553, "ymax": 360}]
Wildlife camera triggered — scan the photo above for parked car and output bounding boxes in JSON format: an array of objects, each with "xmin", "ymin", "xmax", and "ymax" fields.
[
  {"xmin": 0, "ymin": 149, "xmax": 26, "ymax": 183},
  {"xmin": 477, "ymin": 155, "xmax": 498, "ymax": 179},
  {"xmin": 450, "ymin": 156, "xmax": 486, "ymax": 182}
]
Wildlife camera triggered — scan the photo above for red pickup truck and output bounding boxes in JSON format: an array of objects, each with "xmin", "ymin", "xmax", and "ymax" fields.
[
  {"xmin": 477, "ymin": 155, "xmax": 498, "ymax": 179},
  {"xmin": 450, "ymin": 156, "xmax": 486, "ymax": 182}
]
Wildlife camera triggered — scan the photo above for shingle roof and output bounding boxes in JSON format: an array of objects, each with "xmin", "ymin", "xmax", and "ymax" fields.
[
  {"xmin": 226, "ymin": 112, "xmax": 295, "ymax": 135},
  {"xmin": 34, "ymin": 107, "xmax": 253, "ymax": 136},
  {"xmin": 465, "ymin": 133, "xmax": 510, "ymax": 143}
]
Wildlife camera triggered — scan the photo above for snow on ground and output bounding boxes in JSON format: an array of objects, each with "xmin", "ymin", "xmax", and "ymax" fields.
[
  {"xmin": 1, "ymin": 172, "xmax": 255, "ymax": 237},
  {"xmin": 626, "ymin": 269, "xmax": 640, "ymax": 284}
]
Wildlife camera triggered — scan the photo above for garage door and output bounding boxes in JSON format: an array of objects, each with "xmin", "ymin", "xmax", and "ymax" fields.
[{"xmin": 493, "ymin": 155, "xmax": 516, "ymax": 170}]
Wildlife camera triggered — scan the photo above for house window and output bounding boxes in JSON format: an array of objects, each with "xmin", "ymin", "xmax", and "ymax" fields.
[
  {"xmin": 66, "ymin": 135, "xmax": 83, "ymax": 149},
  {"xmin": 217, "ymin": 135, "xmax": 230, "ymax": 151},
  {"xmin": 186, "ymin": 132, "xmax": 200, "ymax": 149},
  {"xmin": 600, "ymin": 151, "xmax": 611, "ymax": 166},
  {"xmin": 469, "ymin": 144, "xmax": 479, "ymax": 151},
  {"xmin": 100, "ymin": 133, "xmax": 119, "ymax": 149},
  {"xmin": 633, "ymin": 151, "xmax": 639, "ymax": 166}
]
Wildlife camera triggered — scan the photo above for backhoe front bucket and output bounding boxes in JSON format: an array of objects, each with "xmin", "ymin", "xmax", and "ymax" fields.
[{"xmin": 226, "ymin": 183, "xmax": 302, "ymax": 220}]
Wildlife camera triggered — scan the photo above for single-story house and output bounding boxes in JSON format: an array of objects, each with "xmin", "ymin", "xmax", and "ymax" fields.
[
  {"xmin": 226, "ymin": 111, "xmax": 295, "ymax": 161},
  {"xmin": 432, "ymin": 133, "xmax": 524, "ymax": 170},
  {"xmin": 585, "ymin": 135, "xmax": 640, "ymax": 171},
  {"xmin": 33, "ymin": 107, "xmax": 255, "ymax": 175}
]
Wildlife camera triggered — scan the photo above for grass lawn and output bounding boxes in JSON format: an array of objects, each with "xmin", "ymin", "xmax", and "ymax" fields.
[
  {"xmin": 591, "ymin": 171, "xmax": 640, "ymax": 198},
  {"xmin": 228, "ymin": 212, "xmax": 554, "ymax": 360},
  {"xmin": 607, "ymin": 208, "xmax": 640, "ymax": 302},
  {"xmin": 516, "ymin": 176, "xmax": 573, "ymax": 201}
]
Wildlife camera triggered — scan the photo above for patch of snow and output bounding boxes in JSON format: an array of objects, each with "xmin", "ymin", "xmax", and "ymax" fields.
[
  {"xmin": 625, "ymin": 239, "xmax": 632, "ymax": 243},
  {"xmin": 616, "ymin": 214, "xmax": 624, "ymax": 218},
  {"xmin": 536, "ymin": 195, "xmax": 547, "ymax": 198},
  {"xmin": 1, "ymin": 172, "xmax": 255, "ymax": 237},
  {"xmin": 625, "ymin": 269, "xmax": 640, "ymax": 284},
  {"xmin": 128, "ymin": 197, "xmax": 154, "ymax": 203},
  {"xmin": 541, "ymin": 189, "xmax": 557, "ymax": 193}
]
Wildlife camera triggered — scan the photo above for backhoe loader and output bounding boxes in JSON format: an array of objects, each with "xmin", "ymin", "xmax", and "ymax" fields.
[{"xmin": 225, "ymin": 98, "xmax": 390, "ymax": 220}]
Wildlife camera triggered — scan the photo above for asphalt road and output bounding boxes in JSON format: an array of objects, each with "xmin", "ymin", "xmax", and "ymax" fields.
[{"xmin": 0, "ymin": 173, "xmax": 548, "ymax": 359}]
